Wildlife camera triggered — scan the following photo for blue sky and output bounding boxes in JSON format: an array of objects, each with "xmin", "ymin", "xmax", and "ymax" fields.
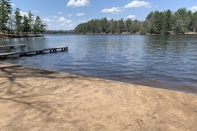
[{"xmin": 10, "ymin": 0, "xmax": 197, "ymax": 30}]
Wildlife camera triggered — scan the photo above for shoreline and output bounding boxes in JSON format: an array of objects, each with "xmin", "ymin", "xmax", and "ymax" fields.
[
  {"xmin": 3, "ymin": 62, "xmax": 197, "ymax": 95},
  {"xmin": 0, "ymin": 34, "xmax": 44, "ymax": 39},
  {"xmin": 74, "ymin": 31, "xmax": 197, "ymax": 35},
  {"xmin": 1, "ymin": 32, "xmax": 197, "ymax": 37},
  {"xmin": 4, "ymin": 61, "xmax": 197, "ymax": 95},
  {"xmin": 0, "ymin": 62, "xmax": 197, "ymax": 130}
]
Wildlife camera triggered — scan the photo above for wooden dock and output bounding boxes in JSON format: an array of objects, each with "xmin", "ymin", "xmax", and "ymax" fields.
[
  {"xmin": 0, "ymin": 44, "xmax": 26, "ymax": 49},
  {"xmin": 0, "ymin": 46, "xmax": 68, "ymax": 59}
]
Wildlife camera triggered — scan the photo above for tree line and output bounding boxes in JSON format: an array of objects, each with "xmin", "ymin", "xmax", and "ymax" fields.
[
  {"xmin": 74, "ymin": 8, "xmax": 197, "ymax": 35},
  {"xmin": 45, "ymin": 30, "xmax": 74, "ymax": 34},
  {"xmin": 0, "ymin": 0, "xmax": 46, "ymax": 36}
]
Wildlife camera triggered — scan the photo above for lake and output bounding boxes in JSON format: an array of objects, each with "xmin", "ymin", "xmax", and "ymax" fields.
[{"xmin": 1, "ymin": 34, "xmax": 197, "ymax": 93}]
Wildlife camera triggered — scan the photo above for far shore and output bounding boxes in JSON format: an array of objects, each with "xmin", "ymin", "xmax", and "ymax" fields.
[
  {"xmin": 0, "ymin": 62, "xmax": 197, "ymax": 131},
  {"xmin": 1, "ymin": 31, "xmax": 197, "ymax": 37},
  {"xmin": 0, "ymin": 34, "xmax": 44, "ymax": 39},
  {"xmin": 75, "ymin": 31, "xmax": 197, "ymax": 35}
]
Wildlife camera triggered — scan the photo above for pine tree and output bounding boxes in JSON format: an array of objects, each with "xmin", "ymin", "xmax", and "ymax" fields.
[
  {"xmin": 33, "ymin": 16, "xmax": 46, "ymax": 35},
  {"xmin": 14, "ymin": 8, "xmax": 22, "ymax": 35},
  {"xmin": 28, "ymin": 11, "xmax": 33, "ymax": 34},
  {"xmin": 0, "ymin": 0, "xmax": 12, "ymax": 33},
  {"xmin": 22, "ymin": 15, "xmax": 30, "ymax": 35}
]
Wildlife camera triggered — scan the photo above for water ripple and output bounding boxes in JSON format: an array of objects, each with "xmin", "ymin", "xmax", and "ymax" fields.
[{"xmin": 1, "ymin": 34, "xmax": 197, "ymax": 93}]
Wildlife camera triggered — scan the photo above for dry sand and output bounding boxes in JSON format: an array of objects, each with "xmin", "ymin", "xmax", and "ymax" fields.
[{"xmin": 0, "ymin": 62, "xmax": 197, "ymax": 131}]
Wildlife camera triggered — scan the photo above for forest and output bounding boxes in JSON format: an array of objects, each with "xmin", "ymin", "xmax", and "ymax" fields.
[
  {"xmin": 74, "ymin": 8, "xmax": 197, "ymax": 35},
  {"xmin": 0, "ymin": 0, "xmax": 46, "ymax": 36}
]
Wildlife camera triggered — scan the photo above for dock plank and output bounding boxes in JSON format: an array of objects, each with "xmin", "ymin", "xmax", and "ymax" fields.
[{"xmin": 0, "ymin": 46, "xmax": 68, "ymax": 58}]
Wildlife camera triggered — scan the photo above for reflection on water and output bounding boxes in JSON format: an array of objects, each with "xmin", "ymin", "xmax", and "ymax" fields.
[{"xmin": 1, "ymin": 34, "xmax": 197, "ymax": 93}]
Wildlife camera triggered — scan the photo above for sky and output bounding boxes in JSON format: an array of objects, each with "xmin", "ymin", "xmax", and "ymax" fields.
[{"xmin": 10, "ymin": 0, "xmax": 197, "ymax": 30}]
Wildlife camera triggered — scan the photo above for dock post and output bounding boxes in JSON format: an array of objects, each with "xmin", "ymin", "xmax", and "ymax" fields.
[
  {"xmin": 1, "ymin": 55, "xmax": 5, "ymax": 59},
  {"xmin": 61, "ymin": 48, "xmax": 65, "ymax": 51}
]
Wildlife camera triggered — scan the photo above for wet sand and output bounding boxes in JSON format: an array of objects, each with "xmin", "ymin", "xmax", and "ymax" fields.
[{"xmin": 0, "ymin": 62, "xmax": 197, "ymax": 131}]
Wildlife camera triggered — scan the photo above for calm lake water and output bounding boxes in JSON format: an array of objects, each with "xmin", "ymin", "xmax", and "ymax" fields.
[{"xmin": 1, "ymin": 34, "xmax": 197, "ymax": 93}]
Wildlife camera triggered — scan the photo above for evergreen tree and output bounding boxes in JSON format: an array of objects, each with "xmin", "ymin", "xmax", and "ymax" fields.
[
  {"xmin": 125, "ymin": 18, "xmax": 132, "ymax": 32},
  {"xmin": 117, "ymin": 18, "xmax": 124, "ymax": 33},
  {"xmin": 146, "ymin": 11, "xmax": 155, "ymax": 34},
  {"xmin": 28, "ymin": 11, "xmax": 33, "ymax": 34},
  {"xmin": 191, "ymin": 11, "xmax": 197, "ymax": 32},
  {"xmin": 130, "ymin": 20, "xmax": 141, "ymax": 33},
  {"xmin": 0, "ymin": 0, "xmax": 12, "ymax": 32},
  {"xmin": 74, "ymin": 8, "xmax": 197, "ymax": 34},
  {"xmin": 163, "ymin": 10, "xmax": 173, "ymax": 33},
  {"xmin": 33, "ymin": 16, "xmax": 46, "ymax": 35},
  {"xmin": 100, "ymin": 17, "xmax": 108, "ymax": 33},
  {"xmin": 153, "ymin": 11, "xmax": 165, "ymax": 34},
  {"xmin": 89, "ymin": 19, "xmax": 95, "ymax": 33},
  {"xmin": 14, "ymin": 8, "xmax": 22, "ymax": 35},
  {"xmin": 113, "ymin": 20, "xmax": 117, "ymax": 33},
  {"xmin": 33, "ymin": 16, "xmax": 41, "ymax": 34},
  {"xmin": 22, "ymin": 15, "xmax": 30, "ymax": 35},
  {"xmin": 173, "ymin": 8, "xmax": 190, "ymax": 33},
  {"xmin": 108, "ymin": 19, "xmax": 115, "ymax": 34},
  {"xmin": 0, "ymin": 0, "xmax": 47, "ymax": 36},
  {"xmin": 7, "ymin": 14, "xmax": 14, "ymax": 33}
]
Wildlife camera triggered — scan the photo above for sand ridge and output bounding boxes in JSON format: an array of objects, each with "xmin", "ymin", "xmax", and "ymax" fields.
[{"xmin": 0, "ymin": 62, "xmax": 197, "ymax": 131}]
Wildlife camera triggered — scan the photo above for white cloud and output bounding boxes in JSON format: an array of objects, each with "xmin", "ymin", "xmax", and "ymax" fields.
[
  {"xmin": 58, "ymin": 17, "xmax": 72, "ymax": 24},
  {"xmin": 59, "ymin": 20, "xmax": 74, "ymax": 27},
  {"xmin": 67, "ymin": 0, "xmax": 90, "ymax": 7},
  {"xmin": 155, "ymin": 5, "xmax": 158, "ymax": 8},
  {"xmin": 43, "ymin": 16, "xmax": 75, "ymax": 30},
  {"xmin": 60, "ymin": 23, "xmax": 65, "ymax": 26},
  {"xmin": 124, "ymin": 0, "xmax": 151, "ymax": 8},
  {"xmin": 127, "ymin": 15, "xmax": 136, "ymax": 19},
  {"xmin": 189, "ymin": 6, "xmax": 197, "ymax": 12},
  {"xmin": 76, "ymin": 13, "xmax": 85, "ymax": 16},
  {"xmin": 101, "ymin": 7, "xmax": 124, "ymax": 14},
  {"xmin": 67, "ymin": 14, "xmax": 73, "ymax": 17},
  {"xmin": 20, "ymin": 11, "xmax": 28, "ymax": 16},
  {"xmin": 58, "ymin": 12, "xmax": 62, "ymax": 15},
  {"xmin": 58, "ymin": 17, "xmax": 66, "ymax": 22},
  {"xmin": 107, "ymin": 17, "xmax": 111, "ymax": 20},
  {"xmin": 43, "ymin": 17, "xmax": 54, "ymax": 22}
]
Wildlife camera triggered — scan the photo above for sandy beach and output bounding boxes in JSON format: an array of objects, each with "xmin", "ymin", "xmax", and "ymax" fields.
[{"xmin": 0, "ymin": 62, "xmax": 197, "ymax": 131}]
